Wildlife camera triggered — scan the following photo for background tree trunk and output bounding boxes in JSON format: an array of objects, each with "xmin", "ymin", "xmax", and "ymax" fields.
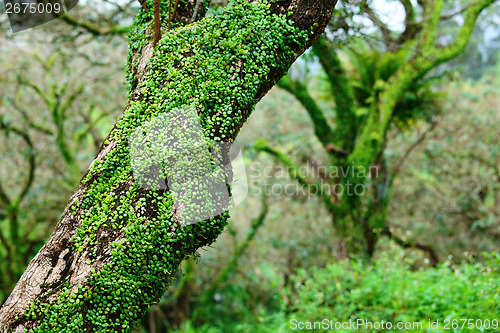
[{"xmin": 0, "ymin": 0, "xmax": 336, "ymax": 332}]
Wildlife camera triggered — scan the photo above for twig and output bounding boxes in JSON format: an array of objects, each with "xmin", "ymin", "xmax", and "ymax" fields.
[
  {"xmin": 382, "ymin": 227, "xmax": 438, "ymax": 266},
  {"xmin": 154, "ymin": 0, "xmax": 162, "ymax": 45}
]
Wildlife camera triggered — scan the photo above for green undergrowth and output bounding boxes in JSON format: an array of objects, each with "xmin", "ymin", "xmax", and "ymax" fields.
[
  {"xmin": 25, "ymin": 0, "xmax": 308, "ymax": 332},
  {"xmin": 172, "ymin": 253, "xmax": 500, "ymax": 333}
]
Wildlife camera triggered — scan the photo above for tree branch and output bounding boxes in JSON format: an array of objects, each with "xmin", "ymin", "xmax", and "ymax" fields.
[
  {"xmin": 348, "ymin": 0, "xmax": 495, "ymax": 180},
  {"xmin": 190, "ymin": 0, "xmax": 203, "ymax": 23},
  {"xmin": 0, "ymin": 120, "xmax": 36, "ymax": 207},
  {"xmin": 382, "ymin": 227, "xmax": 439, "ymax": 267},
  {"xmin": 206, "ymin": 196, "xmax": 268, "ymax": 295},
  {"xmin": 390, "ymin": 117, "xmax": 439, "ymax": 180},
  {"xmin": 254, "ymin": 140, "xmax": 339, "ymax": 214},
  {"xmin": 138, "ymin": 0, "xmax": 148, "ymax": 10},
  {"xmin": 395, "ymin": 0, "xmax": 420, "ymax": 46},
  {"xmin": 437, "ymin": 0, "xmax": 496, "ymax": 63},
  {"xmin": 312, "ymin": 37, "xmax": 357, "ymax": 153},
  {"xmin": 277, "ymin": 76, "xmax": 339, "ymax": 154},
  {"xmin": 60, "ymin": 14, "xmax": 131, "ymax": 36},
  {"xmin": 440, "ymin": 3, "xmax": 474, "ymax": 20},
  {"xmin": 360, "ymin": 0, "xmax": 394, "ymax": 49}
]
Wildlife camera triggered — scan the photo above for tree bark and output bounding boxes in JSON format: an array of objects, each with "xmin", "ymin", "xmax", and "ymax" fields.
[{"xmin": 0, "ymin": 0, "xmax": 336, "ymax": 332}]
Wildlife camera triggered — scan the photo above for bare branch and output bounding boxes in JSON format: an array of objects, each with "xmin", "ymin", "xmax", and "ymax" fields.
[
  {"xmin": 391, "ymin": 117, "xmax": 440, "ymax": 179},
  {"xmin": 360, "ymin": 0, "xmax": 394, "ymax": 49},
  {"xmin": 440, "ymin": 3, "xmax": 474, "ymax": 20}
]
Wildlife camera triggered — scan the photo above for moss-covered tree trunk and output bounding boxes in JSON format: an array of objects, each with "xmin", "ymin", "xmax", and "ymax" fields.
[{"xmin": 0, "ymin": 0, "xmax": 336, "ymax": 331}]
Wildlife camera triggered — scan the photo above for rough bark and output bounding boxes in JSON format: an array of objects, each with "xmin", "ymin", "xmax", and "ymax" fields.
[{"xmin": 0, "ymin": 0, "xmax": 336, "ymax": 332}]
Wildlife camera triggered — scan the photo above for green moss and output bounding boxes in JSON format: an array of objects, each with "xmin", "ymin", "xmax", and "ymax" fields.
[{"xmin": 25, "ymin": 0, "xmax": 307, "ymax": 332}]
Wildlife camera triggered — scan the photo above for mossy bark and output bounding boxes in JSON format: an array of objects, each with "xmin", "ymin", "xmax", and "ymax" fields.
[{"xmin": 0, "ymin": 0, "xmax": 336, "ymax": 332}]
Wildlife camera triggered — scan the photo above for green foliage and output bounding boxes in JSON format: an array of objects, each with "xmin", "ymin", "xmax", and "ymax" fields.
[
  {"xmin": 343, "ymin": 39, "xmax": 440, "ymax": 129},
  {"xmin": 388, "ymin": 78, "xmax": 500, "ymax": 261},
  {"xmin": 173, "ymin": 260, "xmax": 287, "ymax": 333},
  {"xmin": 265, "ymin": 0, "xmax": 496, "ymax": 259},
  {"xmin": 288, "ymin": 254, "xmax": 500, "ymax": 332}
]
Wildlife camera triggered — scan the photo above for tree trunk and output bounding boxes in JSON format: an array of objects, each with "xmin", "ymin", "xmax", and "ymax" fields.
[{"xmin": 0, "ymin": 0, "xmax": 336, "ymax": 331}]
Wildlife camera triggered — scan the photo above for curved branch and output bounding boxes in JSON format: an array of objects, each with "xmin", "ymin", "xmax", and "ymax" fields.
[
  {"xmin": 254, "ymin": 140, "xmax": 339, "ymax": 214},
  {"xmin": 437, "ymin": 0, "xmax": 496, "ymax": 62},
  {"xmin": 348, "ymin": 0, "xmax": 496, "ymax": 178},
  {"xmin": 390, "ymin": 117, "xmax": 439, "ymax": 181},
  {"xmin": 395, "ymin": 0, "xmax": 420, "ymax": 46},
  {"xmin": 60, "ymin": 14, "xmax": 131, "ymax": 36},
  {"xmin": 0, "ymin": 120, "xmax": 36, "ymax": 208},
  {"xmin": 206, "ymin": 195, "xmax": 268, "ymax": 294},
  {"xmin": 312, "ymin": 37, "xmax": 357, "ymax": 153}
]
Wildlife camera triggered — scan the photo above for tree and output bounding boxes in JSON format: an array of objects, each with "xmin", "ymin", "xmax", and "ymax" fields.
[
  {"xmin": 256, "ymin": 0, "xmax": 496, "ymax": 260},
  {"xmin": 0, "ymin": 0, "xmax": 336, "ymax": 331}
]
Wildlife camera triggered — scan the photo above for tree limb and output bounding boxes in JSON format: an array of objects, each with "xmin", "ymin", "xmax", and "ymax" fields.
[
  {"xmin": 205, "ymin": 195, "xmax": 268, "ymax": 296},
  {"xmin": 440, "ymin": 3, "xmax": 474, "ymax": 20},
  {"xmin": 360, "ymin": 0, "xmax": 394, "ymax": 49},
  {"xmin": 381, "ymin": 227, "xmax": 439, "ymax": 267},
  {"xmin": 348, "ymin": 0, "xmax": 495, "ymax": 181},
  {"xmin": 390, "ymin": 116, "xmax": 439, "ymax": 180},
  {"xmin": 60, "ymin": 14, "xmax": 131, "ymax": 36},
  {"xmin": 395, "ymin": 0, "xmax": 420, "ymax": 46},
  {"xmin": 254, "ymin": 140, "xmax": 340, "ymax": 214},
  {"xmin": 312, "ymin": 37, "xmax": 357, "ymax": 153}
]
